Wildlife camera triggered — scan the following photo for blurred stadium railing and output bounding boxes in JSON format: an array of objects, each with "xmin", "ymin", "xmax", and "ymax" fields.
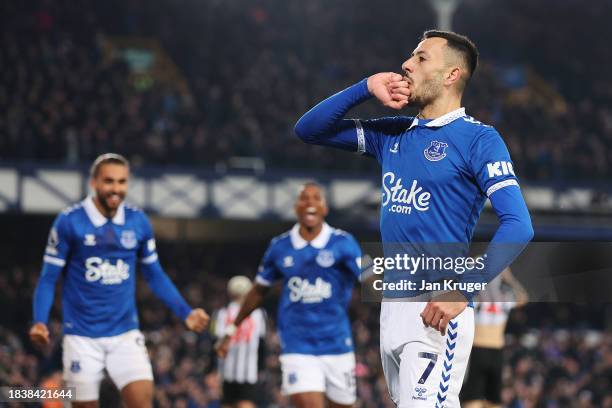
[{"xmin": 2, "ymin": 163, "xmax": 612, "ymax": 241}]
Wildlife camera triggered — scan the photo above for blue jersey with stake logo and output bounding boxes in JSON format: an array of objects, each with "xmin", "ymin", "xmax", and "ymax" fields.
[
  {"xmin": 294, "ymin": 79, "xmax": 532, "ymax": 299},
  {"xmin": 34, "ymin": 196, "xmax": 191, "ymax": 337},
  {"xmin": 357, "ymin": 108, "xmax": 517, "ymax": 245},
  {"xmin": 256, "ymin": 223, "xmax": 362, "ymax": 355},
  {"xmin": 358, "ymin": 106, "xmax": 519, "ymax": 296}
]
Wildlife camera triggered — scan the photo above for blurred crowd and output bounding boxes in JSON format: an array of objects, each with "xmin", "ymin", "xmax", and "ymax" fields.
[
  {"xmin": 1, "ymin": 0, "xmax": 612, "ymax": 180},
  {"xmin": 0, "ymin": 239, "xmax": 610, "ymax": 407},
  {"xmin": 501, "ymin": 329, "xmax": 612, "ymax": 408}
]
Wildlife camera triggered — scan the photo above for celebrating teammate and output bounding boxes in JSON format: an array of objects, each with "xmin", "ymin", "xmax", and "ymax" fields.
[
  {"xmin": 29, "ymin": 153, "xmax": 210, "ymax": 408},
  {"xmin": 216, "ymin": 182, "xmax": 362, "ymax": 408},
  {"xmin": 294, "ymin": 30, "xmax": 533, "ymax": 407}
]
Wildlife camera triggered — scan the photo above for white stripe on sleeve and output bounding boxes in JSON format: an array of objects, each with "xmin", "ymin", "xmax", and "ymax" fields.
[
  {"xmin": 43, "ymin": 255, "xmax": 66, "ymax": 267},
  {"xmin": 255, "ymin": 276, "xmax": 271, "ymax": 286},
  {"xmin": 139, "ymin": 253, "xmax": 159, "ymax": 264},
  {"xmin": 486, "ymin": 179, "xmax": 519, "ymax": 197},
  {"xmin": 353, "ymin": 119, "xmax": 366, "ymax": 154}
]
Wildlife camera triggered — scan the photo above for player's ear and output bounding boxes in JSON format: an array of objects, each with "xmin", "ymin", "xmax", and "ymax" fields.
[{"xmin": 446, "ymin": 66, "xmax": 462, "ymax": 86}]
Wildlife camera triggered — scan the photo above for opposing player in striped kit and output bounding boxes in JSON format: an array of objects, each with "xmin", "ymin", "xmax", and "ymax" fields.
[
  {"xmin": 461, "ymin": 267, "xmax": 528, "ymax": 407},
  {"xmin": 30, "ymin": 153, "xmax": 210, "ymax": 408},
  {"xmin": 295, "ymin": 30, "xmax": 533, "ymax": 407},
  {"xmin": 214, "ymin": 276, "xmax": 267, "ymax": 408},
  {"xmin": 216, "ymin": 182, "xmax": 362, "ymax": 408}
]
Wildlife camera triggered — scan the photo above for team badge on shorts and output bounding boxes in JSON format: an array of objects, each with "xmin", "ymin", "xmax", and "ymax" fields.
[
  {"xmin": 120, "ymin": 230, "xmax": 137, "ymax": 249},
  {"xmin": 316, "ymin": 250, "xmax": 335, "ymax": 268},
  {"xmin": 424, "ymin": 140, "xmax": 448, "ymax": 161},
  {"xmin": 70, "ymin": 360, "xmax": 81, "ymax": 373},
  {"xmin": 288, "ymin": 372, "xmax": 298, "ymax": 385}
]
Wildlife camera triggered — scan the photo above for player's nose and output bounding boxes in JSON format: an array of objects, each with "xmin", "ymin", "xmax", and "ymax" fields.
[
  {"xmin": 111, "ymin": 182, "xmax": 124, "ymax": 193},
  {"xmin": 402, "ymin": 59, "xmax": 414, "ymax": 74}
]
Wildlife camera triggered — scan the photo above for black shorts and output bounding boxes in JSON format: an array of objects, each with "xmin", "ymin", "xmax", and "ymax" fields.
[
  {"xmin": 222, "ymin": 381, "xmax": 260, "ymax": 404},
  {"xmin": 460, "ymin": 346, "xmax": 504, "ymax": 404}
]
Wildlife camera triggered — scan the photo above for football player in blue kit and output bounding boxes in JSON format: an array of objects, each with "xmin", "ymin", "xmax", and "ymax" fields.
[
  {"xmin": 294, "ymin": 31, "xmax": 533, "ymax": 407},
  {"xmin": 30, "ymin": 153, "xmax": 210, "ymax": 408},
  {"xmin": 216, "ymin": 182, "xmax": 362, "ymax": 408}
]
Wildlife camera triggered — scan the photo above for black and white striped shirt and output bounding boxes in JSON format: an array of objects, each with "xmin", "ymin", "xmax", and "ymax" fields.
[{"xmin": 215, "ymin": 302, "xmax": 266, "ymax": 384}]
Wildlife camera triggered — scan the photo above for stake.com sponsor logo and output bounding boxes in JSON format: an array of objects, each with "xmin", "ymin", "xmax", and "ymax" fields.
[{"xmin": 381, "ymin": 172, "xmax": 431, "ymax": 215}]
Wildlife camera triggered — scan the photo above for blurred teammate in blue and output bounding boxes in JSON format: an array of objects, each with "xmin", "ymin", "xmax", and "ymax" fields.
[
  {"xmin": 216, "ymin": 182, "xmax": 362, "ymax": 408},
  {"xmin": 29, "ymin": 153, "xmax": 210, "ymax": 408},
  {"xmin": 294, "ymin": 30, "xmax": 533, "ymax": 407}
]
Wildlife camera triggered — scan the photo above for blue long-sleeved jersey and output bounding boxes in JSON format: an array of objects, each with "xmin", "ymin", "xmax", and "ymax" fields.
[
  {"xmin": 295, "ymin": 79, "xmax": 534, "ymax": 299},
  {"xmin": 33, "ymin": 196, "xmax": 192, "ymax": 337}
]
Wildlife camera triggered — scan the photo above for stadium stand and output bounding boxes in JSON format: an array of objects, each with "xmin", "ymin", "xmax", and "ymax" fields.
[{"xmin": 2, "ymin": 0, "xmax": 612, "ymax": 179}]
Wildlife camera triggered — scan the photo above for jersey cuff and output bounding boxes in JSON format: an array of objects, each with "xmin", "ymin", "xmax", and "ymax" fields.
[
  {"xmin": 352, "ymin": 119, "xmax": 366, "ymax": 154},
  {"xmin": 486, "ymin": 179, "xmax": 519, "ymax": 197},
  {"xmin": 140, "ymin": 253, "xmax": 159, "ymax": 264},
  {"xmin": 458, "ymin": 289, "xmax": 476, "ymax": 303},
  {"xmin": 255, "ymin": 276, "xmax": 272, "ymax": 286},
  {"xmin": 43, "ymin": 255, "xmax": 65, "ymax": 267}
]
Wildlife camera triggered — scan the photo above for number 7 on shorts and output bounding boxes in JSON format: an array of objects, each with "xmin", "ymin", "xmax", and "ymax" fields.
[{"xmin": 417, "ymin": 352, "xmax": 438, "ymax": 384}]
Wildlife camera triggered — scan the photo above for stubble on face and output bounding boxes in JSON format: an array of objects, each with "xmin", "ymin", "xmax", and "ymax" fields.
[{"xmin": 410, "ymin": 69, "xmax": 445, "ymax": 109}]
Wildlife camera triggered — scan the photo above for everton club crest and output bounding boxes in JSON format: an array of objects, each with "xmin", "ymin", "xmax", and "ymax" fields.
[
  {"xmin": 120, "ymin": 230, "xmax": 137, "ymax": 249},
  {"xmin": 424, "ymin": 140, "xmax": 448, "ymax": 162},
  {"xmin": 316, "ymin": 250, "xmax": 335, "ymax": 268}
]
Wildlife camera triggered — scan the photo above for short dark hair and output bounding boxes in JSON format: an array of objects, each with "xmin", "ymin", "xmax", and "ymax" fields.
[
  {"xmin": 422, "ymin": 30, "xmax": 479, "ymax": 86},
  {"xmin": 299, "ymin": 181, "xmax": 327, "ymax": 200},
  {"xmin": 90, "ymin": 153, "xmax": 130, "ymax": 178}
]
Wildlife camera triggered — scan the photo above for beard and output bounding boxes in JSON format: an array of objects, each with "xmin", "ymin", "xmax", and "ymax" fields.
[
  {"xmin": 410, "ymin": 73, "xmax": 444, "ymax": 108},
  {"xmin": 96, "ymin": 190, "xmax": 125, "ymax": 214}
]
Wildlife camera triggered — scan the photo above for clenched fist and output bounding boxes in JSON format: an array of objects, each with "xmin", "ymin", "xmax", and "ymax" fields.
[
  {"xmin": 29, "ymin": 322, "xmax": 50, "ymax": 346},
  {"xmin": 367, "ymin": 72, "xmax": 411, "ymax": 110},
  {"xmin": 185, "ymin": 308, "xmax": 210, "ymax": 333}
]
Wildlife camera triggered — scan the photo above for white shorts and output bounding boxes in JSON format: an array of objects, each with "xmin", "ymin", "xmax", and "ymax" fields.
[
  {"xmin": 380, "ymin": 301, "xmax": 474, "ymax": 408},
  {"xmin": 62, "ymin": 329, "xmax": 153, "ymax": 401},
  {"xmin": 279, "ymin": 352, "xmax": 356, "ymax": 405}
]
